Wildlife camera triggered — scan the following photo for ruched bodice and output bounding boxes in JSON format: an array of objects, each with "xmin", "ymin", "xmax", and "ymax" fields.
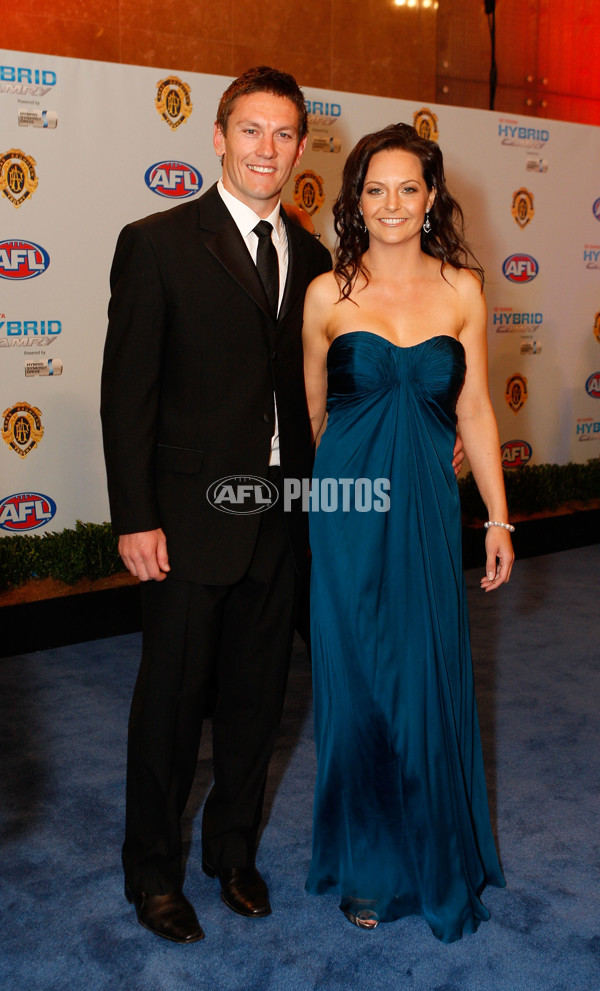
[
  {"xmin": 326, "ymin": 331, "xmax": 465, "ymax": 408},
  {"xmin": 306, "ymin": 330, "xmax": 504, "ymax": 943}
]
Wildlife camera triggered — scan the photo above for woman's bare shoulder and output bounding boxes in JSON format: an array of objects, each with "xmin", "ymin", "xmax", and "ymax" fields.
[
  {"xmin": 441, "ymin": 264, "xmax": 483, "ymax": 297},
  {"xmin": 306, "ymin": 269, "xmax": 340, "ymax": 304}
]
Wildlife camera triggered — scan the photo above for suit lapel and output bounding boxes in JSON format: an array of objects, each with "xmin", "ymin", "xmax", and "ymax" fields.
[
  {"xmin": 278, "ymin": 208, "xmax": 309, "ymax": 324},
  {"xmin": 197, "ymin": 185, "xmax": 274, "ymax": 321}
]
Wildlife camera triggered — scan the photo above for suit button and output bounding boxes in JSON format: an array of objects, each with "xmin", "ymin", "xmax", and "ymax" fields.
[
  {"xmin": 263, "ymin": 412, "xmax": 272, "ymax": 423},
  {"xmin": 272, "ymin": 350, "xmax": 277, "ymax": 360}
]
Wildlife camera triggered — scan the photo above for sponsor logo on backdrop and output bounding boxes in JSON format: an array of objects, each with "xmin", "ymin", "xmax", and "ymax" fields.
[
  {"xmin": 306, "ymin": 100, "xmax": 342, "ymax": 127},
  {"xmin": 0, "ymin": 491, "xmax": 56, "ymax": 531},
  {"xmin": 576, "ymin": 417, "xmax": 600, "ymax": 441},
  {"xmin": 594, "ymin": 312, "xmax": 600, "ymax": 344},
  {"xmin": 498, "ymin": 119, "xmax": 549, "ymax": 149},
  {"xmin": 144, "ymin": 161, "xmax": 202, "ymax": 199},
  {"xmin": 2, "ymin": 401, "xmax": 44, "ymax": 457},
  {"xmin": 585, "ymin": 371, "xmax": 600, "ymax": 398},
  {"xmin": 308, "ymin": 100, "xmax": 342, "ymax": 151},
  {"xmin": 413, "ymin": 108, "xmax": 439, "ymax": 141},
  {"xmin": 593, "ymin": 198, "xmax": 600, "ymax": 222},
  {"xmin": 0, "ymin": 66, "xmax": 57, "ymax": 98},
  {"xmin": 0, "ymin": 149, "xmax": 38, "ymax": 208},
  {"xmin": 501, "ymin": 439, "xmax": 532, "ymax": 467},
  {"xmin": 155, "ymin": 76, "xmax": 192, "ymax": 129},
  {"xmin": 25, "ymin": 357, "xmax": 62, "ymax": 376},
  {"xmin": 207, "ymin": 476, "xmax": 279, "ymax": 515},
  {"xmin": 293, "ymin": 170, "xmax": 325, "ymax": 217},
  {"xmin": 493, "ymin": 307, "xmax": 543, "ymax": 331},
  {"xmin": 502, "ymin": 254, "xmax": 538, "ymax": 283},
  {"xmin": 1, "ymin": 316, "xmax": 61, "ymax": 350},
  {"xmin": 0, "ymin": 240, "xmax": 50, "ymax": 280},
  {"xmin": 312, "ymin": 135, "xmax": 341, "ymax": 153},
  {"xmin": 511, "ymin": 188, "xmax": 534, "ymax": 229},
  {"xmin": 526, "ymin": 154, "xmax": 548, "ymax": 173},
  {"xmin": 520, "ymin": 341, "xmax": 542, "ymax": 355},
  {"xmin": 18, "ymin": 109, "xmax": 57, "ymax": 129},
  {"xmin": 505, "ymin": 373, "xmax": 528, "ymax": 413},
  {"xmin": 0, "ymin": 317, "xmax": 61, "ymax": 338},
  {"xmin": 584, "ymin": 245, "xmax": 600, "ymax": 269}
]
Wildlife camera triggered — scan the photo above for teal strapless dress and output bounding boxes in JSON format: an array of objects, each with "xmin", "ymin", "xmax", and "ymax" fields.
[{"xmin": 306, "ymin": 332, "xmax": 505, "ymax": 942}]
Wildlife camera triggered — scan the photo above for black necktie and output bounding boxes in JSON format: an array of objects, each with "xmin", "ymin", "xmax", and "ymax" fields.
[{"xmin": 253, "ymin": 220, "xmax": 279, "ymax": 318}]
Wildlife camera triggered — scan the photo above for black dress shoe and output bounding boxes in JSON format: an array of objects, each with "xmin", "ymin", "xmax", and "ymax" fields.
[
  {"xmin": 125, "ymin": 885, "xmax": 205, "ymax": 942},
  {"xmin": 202, "ymin": 860, "xmax": 271, "ymax": 918}
]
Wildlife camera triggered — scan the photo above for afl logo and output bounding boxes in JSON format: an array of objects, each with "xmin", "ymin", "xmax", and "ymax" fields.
[
  {"xmin": 144, "ymin": 161, "xmax": 202, "ymax": 199},
  {"xmin": 593, "ymin": 198, "xmax": 600, "ymax": 222},
  {"xmin": 206, "ymin": 475, "xmax": 279, "ymax": 515},
  {"xmin": 585, "ymin": 371, "xmax": 600, "ymax": 398},
  {"xmin": 502, "ymin": 254, "xmax": 539, "ymax": 283},
  {"xmin": 0, "ymin": 239, "xmax": 50, "ymax": 280},
  {"xmin": 501, "ymin": 439, "xmax": 532, "ymax": 468},
  {"xmin": 0, "ymin": 491, "xmax": 56, "ymax": 531}
]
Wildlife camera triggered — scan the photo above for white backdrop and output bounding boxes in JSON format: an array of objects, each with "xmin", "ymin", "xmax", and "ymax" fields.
[{"xmin": 1, "ymin": 50, "xmax": 599, "ymax": 536}]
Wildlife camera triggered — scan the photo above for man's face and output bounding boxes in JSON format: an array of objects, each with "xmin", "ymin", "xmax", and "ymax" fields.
[{"xmin": 213, "ymin": 92, "xmax": 307, "ymax": 218}]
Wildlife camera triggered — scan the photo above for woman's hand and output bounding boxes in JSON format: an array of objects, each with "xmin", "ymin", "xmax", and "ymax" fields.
[{"xmin": 480, "ymin": 526, "xmax": 514, "ymax": 592}]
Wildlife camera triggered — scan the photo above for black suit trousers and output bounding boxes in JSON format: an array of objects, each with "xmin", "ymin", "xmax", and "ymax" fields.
[{"xmin": 122, "ymin": 470, "xmax": 297, "ymax": 894}]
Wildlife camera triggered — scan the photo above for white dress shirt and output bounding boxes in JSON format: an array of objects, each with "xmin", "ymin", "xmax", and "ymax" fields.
[{"xmin": 217, "ymin": 179, "xmax": 288, "ymax": 465}]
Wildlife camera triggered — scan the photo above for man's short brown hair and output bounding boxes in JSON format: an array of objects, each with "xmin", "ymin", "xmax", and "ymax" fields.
[{"xmin": 216, "ymin": 66, "xmax": 308, "ymax": 141}]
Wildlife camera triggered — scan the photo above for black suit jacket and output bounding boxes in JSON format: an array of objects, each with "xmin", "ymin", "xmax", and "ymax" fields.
[{"xmin": 101, "ymin": 183, "xmax": 331, "ymax": 584}]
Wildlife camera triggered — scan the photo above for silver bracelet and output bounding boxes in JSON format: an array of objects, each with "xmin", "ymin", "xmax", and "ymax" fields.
[{"xmin": 484, "ymin": 520, "xmax": 515, "ymax": 533}]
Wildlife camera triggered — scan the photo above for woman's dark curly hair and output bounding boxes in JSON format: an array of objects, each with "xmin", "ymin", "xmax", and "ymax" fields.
[{"xmin": 333, "ymin": 122, "xmax": 484, "ymax": 300}]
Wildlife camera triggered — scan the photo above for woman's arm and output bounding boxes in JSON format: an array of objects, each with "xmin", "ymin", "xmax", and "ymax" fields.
[
  {"xmin": 455, "ymin": 271, "xmax": 515, "ymax": 591},
  {"xmin": 302, "ymin": 273, "xmax": 335, "ymax": 445}
]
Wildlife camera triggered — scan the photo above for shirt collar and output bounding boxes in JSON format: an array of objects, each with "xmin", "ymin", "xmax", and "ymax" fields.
[{"xmin": 217, "ymin": 179, "xmax": 283, "ymax": 242}]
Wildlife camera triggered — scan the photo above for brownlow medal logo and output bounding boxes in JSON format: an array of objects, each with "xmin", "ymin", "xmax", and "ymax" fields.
[
  {"xmin": 505, "ymin": 373, "xmax": 528, "ymax": 414},
  {"xmin": 155, "ymin": 77, "xmax": 193, "ymax": 129},
  {"xmin": 0, "ymin": 149, "xmax": 39, "ymax": 208},
  {"xmin": 2, "ymin": 401, "xmax": 44, "ymax": 457},
  {"xmin": 412, "ymin": 108, "xmax": 439, "ymax": 142},
  {"xmin": 293, "ymin": 170, "xmax": 325, "ymax": 217},
  {"xmin": 511, "ymin": 188, "xmax": 534, "ymax": 229}
]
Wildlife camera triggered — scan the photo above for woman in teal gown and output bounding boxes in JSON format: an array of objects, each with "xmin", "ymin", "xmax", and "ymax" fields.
[{"xmin": 302, "ymin": 124, "xmax": 514, "ymax": 942}]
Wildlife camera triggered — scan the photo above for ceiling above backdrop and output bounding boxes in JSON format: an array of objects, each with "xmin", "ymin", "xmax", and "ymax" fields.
[{"xmin": 2, "ymin": 0, "xmax": 599, "ymax": 125}]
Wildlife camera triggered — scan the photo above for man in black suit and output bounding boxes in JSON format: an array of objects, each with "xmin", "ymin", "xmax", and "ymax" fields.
[{"xmin": 101, "ymin": 66, "xmax": 331, "ymax": 943}]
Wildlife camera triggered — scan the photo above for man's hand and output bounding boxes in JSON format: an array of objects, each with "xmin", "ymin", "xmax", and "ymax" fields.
[
  {"xmin": 118, "ymin": 529, "xmax": 170, "ymax": 581},
  {"xmin": 452, "ymin": 434, "xmax": 465, "ymax": 477}
]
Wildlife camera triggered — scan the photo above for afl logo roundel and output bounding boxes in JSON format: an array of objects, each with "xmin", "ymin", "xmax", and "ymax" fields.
[
  {"xmin": 0, "ymin": 491, "xmax": 57, "ymax": 531},
  {"xmin": 206, "ymin": 475, "xmax": 279, "ymax": 515},
  {"xmin": 0, "ymin": 239, "xmax": 50, "ymax": 280},
  {"xmin": 144, "ymin": 161, "xmax": 202, "ymax": 199},
  {"xmin": 502, "ymin": 254, "xmax": 539, "ymax": 283},
  {"xmin": 501, "ymin": 439, "xmax": 532, "ymax": 468},
  {"xmin": 585, "ymin": 371, "xmax": 600, "ymax": 398}
]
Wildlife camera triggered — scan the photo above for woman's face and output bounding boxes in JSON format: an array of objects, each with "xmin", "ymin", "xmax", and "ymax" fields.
[{"xmin": 359, "ymin": 148, "xmax": 435, "ymax": 247}]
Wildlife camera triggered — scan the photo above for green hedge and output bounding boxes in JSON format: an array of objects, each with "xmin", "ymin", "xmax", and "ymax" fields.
[
  {"xmin": 0, "ymin": 459, "xmax": 598, "ymax": 591},
  {"xmin": 0, "ymin": 520, "xmax": 122, "ymax": 591},
  {"xmin": 458, "ymin": 458, "xmax": 600, "ymax": 521}
]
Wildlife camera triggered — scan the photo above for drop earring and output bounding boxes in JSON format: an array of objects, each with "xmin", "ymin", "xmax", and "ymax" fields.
[{"xmin": 422, "ymin": 211, "xmax": 432, "ymax": 235}]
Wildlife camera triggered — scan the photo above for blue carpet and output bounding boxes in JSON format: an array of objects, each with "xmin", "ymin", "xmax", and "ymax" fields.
[{"xmin": 1, "ymin": 546, "xmax": 599, "ymax": 990}]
